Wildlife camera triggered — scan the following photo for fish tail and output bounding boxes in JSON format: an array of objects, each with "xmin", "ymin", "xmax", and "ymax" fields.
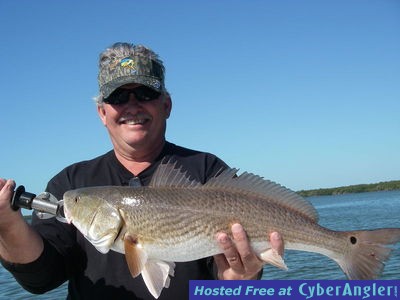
[{"xmin": 337, "ymin": 228, "xmax": 400, "ymax": 279}]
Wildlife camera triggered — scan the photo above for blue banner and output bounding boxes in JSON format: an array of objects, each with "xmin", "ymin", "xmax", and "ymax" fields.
[{"xmin": 189, "ymin": 280, "xmax": 399, "ymax": 300}]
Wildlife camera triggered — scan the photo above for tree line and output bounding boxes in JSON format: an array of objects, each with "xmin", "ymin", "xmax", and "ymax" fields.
[{"xmin": 297, "ymin": 180, "xmax": 400, "ymax": 197}]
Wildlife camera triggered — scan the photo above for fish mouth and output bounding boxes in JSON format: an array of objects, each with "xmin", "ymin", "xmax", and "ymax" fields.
[{"xmin": 62, "ymin": 204, "xmax": 73, "ymax": 224}]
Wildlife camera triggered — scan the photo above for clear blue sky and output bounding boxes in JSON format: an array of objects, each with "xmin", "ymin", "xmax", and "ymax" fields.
[{"xmin": 1, "ymin": 0, "xmax": 399, "ymax": 196}]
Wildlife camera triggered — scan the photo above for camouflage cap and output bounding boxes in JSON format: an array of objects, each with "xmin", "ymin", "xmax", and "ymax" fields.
[{"xmin": 98, "ymin": 44, "xmax": 165, "ymax": 99}]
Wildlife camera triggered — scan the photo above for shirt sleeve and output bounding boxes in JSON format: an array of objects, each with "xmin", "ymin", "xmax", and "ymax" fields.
[{"xmin": 0, "ymin": 238, "xmax": 67, "ymax": 294}]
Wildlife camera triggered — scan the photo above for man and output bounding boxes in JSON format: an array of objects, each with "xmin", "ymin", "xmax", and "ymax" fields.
[{"xmin": 0, "ymin": 42, "xmax": 283, "ymax": 299}]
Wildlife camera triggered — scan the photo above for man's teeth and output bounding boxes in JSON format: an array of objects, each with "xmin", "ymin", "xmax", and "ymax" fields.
[{"xmin": 121, "ymin": 118, "xmax": 147, "ymax": 125}]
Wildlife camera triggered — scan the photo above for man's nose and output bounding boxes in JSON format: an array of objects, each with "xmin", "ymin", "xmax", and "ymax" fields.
[{"xmin": 127, "ymin": 92, "xmax": 141, "ymax": 105}]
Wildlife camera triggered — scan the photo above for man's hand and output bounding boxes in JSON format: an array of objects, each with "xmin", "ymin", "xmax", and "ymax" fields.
[
  {"xmin": 0, "ymin": 179, "xmax": 19, "ymax": 227},
  {"xmin": 0, "ymin": 178, "xmax": 44, "ymax": 263},
  {"xmin": 214, "ymin": 223, "xmax": 284, "ymax": 280}
]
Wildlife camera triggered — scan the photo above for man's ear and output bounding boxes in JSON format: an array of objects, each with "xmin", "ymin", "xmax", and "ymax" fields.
[
  {"xmin": 97, "ymin": 105, "xmax": 107, "ymax": 126},
  {"xmin": 164, "ymin": 95, "xmax": 172, "ymax": 119}
]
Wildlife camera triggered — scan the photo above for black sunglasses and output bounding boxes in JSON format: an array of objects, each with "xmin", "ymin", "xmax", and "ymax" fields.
[{"xmin": 103, "ymin": 86, "xmax": 161, "ymax": 105}]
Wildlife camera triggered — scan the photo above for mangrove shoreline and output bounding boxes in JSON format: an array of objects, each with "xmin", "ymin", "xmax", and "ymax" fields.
[{"xmin": 297, "ymin": 180, "xmax": 400, "ymax": 197}]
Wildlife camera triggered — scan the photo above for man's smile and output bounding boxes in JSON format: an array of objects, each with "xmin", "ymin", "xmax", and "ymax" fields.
[{"xmin": 118, "ymin": 113, "xmax": 151, "ymax": 126}]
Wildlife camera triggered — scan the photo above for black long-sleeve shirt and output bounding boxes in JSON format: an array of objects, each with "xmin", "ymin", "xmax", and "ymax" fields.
[{"xmin": 1, "ymin": 142, "xmax": 228, "ymax": 299}]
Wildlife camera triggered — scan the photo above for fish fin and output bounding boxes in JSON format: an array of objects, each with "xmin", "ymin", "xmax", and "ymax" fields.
[
  {"xmin": 336, "ymin": 228, "xmax": 400, "ymax": 279},
  {"xmin": 124, "ymin": 233, "xmax": 175, "ymax": 298},
  {"xmin": 141, "ymin": 260, "xmax": 176, "ymax": 299},
  {"xmin": 124, "ymin": 235, "xmax": 148, "ymax": 278},
  {"xmin": 205, "ymin": 169, "xmax": 319, "ymax": 222},
  {"xmin": 260, "ymin": 248, "xmax": 288, "ymax": 270},
  {"xmin": 152, "ymin": 158, "xmax": 317, "ymax": 221},
  {"xmin": 150, "ymin": 158, "xmax": 201, "ymax": 188}
]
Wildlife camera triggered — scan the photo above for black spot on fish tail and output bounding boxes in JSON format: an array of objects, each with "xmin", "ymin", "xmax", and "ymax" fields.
[{"xmin": 337, "ymin": 228, "xmax": 400, "ymax": 279}]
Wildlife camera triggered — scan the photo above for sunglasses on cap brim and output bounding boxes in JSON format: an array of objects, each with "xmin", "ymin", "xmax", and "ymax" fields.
[{"xmin": 103, "ymin": 86, "xmax": 162, "ymax": 105}]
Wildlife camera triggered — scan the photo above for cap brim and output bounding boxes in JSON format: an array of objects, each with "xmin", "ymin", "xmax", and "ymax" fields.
[{"xmin": 101, "ymin": 75, "xmax": 163, "ymax": 99}]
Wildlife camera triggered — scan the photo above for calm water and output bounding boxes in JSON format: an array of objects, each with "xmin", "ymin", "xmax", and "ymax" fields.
[{"xmin": 1, "ymin": 190, "xmax": 399, "ymax": 299}]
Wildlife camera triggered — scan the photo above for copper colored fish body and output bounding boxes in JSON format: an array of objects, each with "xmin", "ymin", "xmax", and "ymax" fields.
[{"xmin": 63, "ymin": 162, "xmax": 400, "ymax": 298}]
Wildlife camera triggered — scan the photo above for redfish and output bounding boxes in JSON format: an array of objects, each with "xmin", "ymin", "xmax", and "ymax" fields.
[{"xmin": 63, "ymin": 161, "xmax": 400, "ymax": 298}]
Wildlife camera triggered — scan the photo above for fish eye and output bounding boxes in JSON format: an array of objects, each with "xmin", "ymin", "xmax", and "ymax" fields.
[{"xmin": 74, "ymin": 196, "xmax": 80, "ymax": 203}]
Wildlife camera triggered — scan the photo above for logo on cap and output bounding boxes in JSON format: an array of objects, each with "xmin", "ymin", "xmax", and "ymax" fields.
[{"xmin": 120, "ymin": 57, "xmax": 136, "ymax": 70}]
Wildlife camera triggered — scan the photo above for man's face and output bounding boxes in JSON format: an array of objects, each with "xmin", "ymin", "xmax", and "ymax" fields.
[{"xmin": 97, "ymin": 83, "xmax": 172, "ymax": 155}]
